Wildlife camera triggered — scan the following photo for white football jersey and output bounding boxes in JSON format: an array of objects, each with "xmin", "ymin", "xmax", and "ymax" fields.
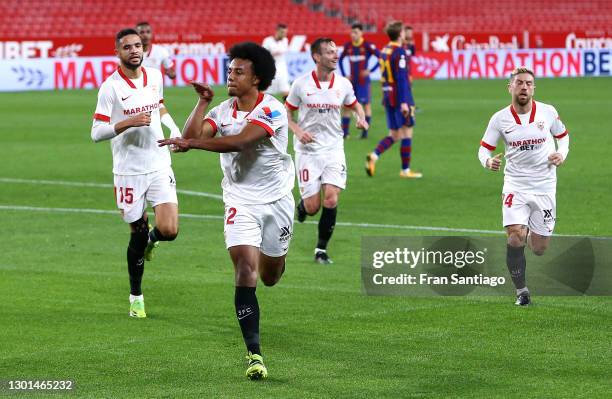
[
  {"xmin": 286, "ymin": 71, "xmax": 357, "ymax": 153},
  {"xmin": 93, "ymin": 66, "xmax": 171, "ymax": 175},
  {"xmin": 142, "ymin": 44, "xmax": 174, "ymax": 71},
  {"xmin": 480, "ymin": 100, "xmax": 568, "ymax": 194},
  {"xmin": 262, "ymin": 36, "xmax": 289, "ymax": 78},
  {"xmin": 204, "ymin": 93, "xmax": 295, "ymax": 205}
]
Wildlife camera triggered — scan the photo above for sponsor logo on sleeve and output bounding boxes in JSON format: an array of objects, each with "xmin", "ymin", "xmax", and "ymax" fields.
[{"xmin": 258, "ymin": 106, "xmax": 282, "ymax": 124}]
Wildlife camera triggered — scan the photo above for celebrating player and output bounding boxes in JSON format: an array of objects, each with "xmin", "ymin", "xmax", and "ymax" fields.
[
  {"xmin": 135, "ymin": 21, "xmax": 182, "ymax": 141},
  {"xmin": 365, "ymin": 21, "xmax": 422, "ymax": 179},
  {"xmin": 286, "ymin": 38, "xmax": 368, "ymax": 264},
  {"xmin": 339, "ymin": 23, "xmax": 379, "ymax": 139},
  {"xmin": 262, "ymin": 23, "xmax": 290, "ymax": 99},
  {"xmin": 158, "ymin": 42, "xmax": 294, "ymax": 380},
  {"xmin": 478, "ymin": 67, "xmax": 570, "ymax": 306},
  {"xmin": 90, "ymin": 28, "xmax": 179, "ymax": 318}
]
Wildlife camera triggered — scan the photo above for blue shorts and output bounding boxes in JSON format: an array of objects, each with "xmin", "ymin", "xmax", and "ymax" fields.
[
  {"xmin": 384, "ymin": 105, "xmax": 415, "ymax": 130},
  {"xmin": 354, "ymin": 83, "xmax": 371, "ymax": 104}
]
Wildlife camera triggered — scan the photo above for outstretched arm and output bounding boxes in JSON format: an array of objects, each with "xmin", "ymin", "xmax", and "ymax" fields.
[{"xmin": 158, "ymin": 122, "xmax": 269, "ymax": 153}]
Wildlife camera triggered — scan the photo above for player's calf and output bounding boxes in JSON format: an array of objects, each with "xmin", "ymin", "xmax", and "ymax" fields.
[
  {"xmin": 127, "ymin": 217, "xmax": 149, "ymax": 297},
  {"xmin": 303, "ymin": 196, "xmax": 322, "ymax": 216},
  {"xmin": 259, "ymin": 255, "xmax": 286, "ymax": 287},
  {"xmin": 527, "ymin": 231, "xmax": 550, "ymax": 256}
]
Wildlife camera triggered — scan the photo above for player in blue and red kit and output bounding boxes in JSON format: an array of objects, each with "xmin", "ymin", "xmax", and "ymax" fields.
[
  {"xmin": 365, "ymin": 21, "xmax": 422, "ymax": 179},
  {"xmin": 403, "ymin": 25, "xmax": 416, "ymax": 77},
  {"xmin": 339, "ymin": 23, "xmax": 379, "ymax": 139}
]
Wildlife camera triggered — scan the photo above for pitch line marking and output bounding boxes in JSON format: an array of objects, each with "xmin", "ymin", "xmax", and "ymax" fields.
[
  {"xmin": 0, "ymin": 204, "xmax": 608, "ymax": 238},
  {"xmin": 0, "ymin": 177, "xmax": 223, "ymax": 200}
]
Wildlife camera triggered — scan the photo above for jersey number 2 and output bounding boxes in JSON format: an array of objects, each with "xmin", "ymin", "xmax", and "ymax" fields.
[{"xmin": 226, "ymin": 207, "xmax": 237, "ymax": 225}]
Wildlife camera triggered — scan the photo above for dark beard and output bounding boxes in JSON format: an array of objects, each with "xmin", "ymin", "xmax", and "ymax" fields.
[
  {"xmin": 517, "ymin": 96, "xmax": 530, "ymax": 106},
  {"xmin": 122, "ymin": 56, "xmax": 143, "ymax": 70}
]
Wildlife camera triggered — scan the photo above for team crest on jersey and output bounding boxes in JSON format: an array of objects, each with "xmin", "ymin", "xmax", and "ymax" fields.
[{"xmin": 537, "ymin": 121, "xmax": 545, "ymax": 130}]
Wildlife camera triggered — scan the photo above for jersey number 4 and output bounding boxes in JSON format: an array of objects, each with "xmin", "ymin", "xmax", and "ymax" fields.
[
  {"xmin": 503, "ymin": 193, "xmax": 514, "ymax": 208},
  {"xmin": 115, "ymin": 187, "xmax": 134, "ymax": 204}
]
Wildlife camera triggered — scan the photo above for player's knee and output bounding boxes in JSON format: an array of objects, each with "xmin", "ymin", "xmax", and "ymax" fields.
[
  {"xmin": 129, "ymin": 218, "xmax": 149, "ymax": 252},
  {"xmin": 507, "ymin": 230, "xmax": 526, "ymax": 247},
  {"xmin": 261, "ymin": 272, "xmax": 280, "ymax": 287},
  {"xmin": 304, "ymin": 201, "xmax": 320, "ymax": 215},
  {"xmin": 158, "ymin": 225, "xmax": 178, "ymax": 241},
  {"xmin": 235, "ymin": 264, "xmax": 258, "ymax": 286},
  {"xmin": 323, "ymin": 196, "xmax": 338, "ymax": 208},
  {"xmin": 131, "ymin": 217, "xmax": 149, "ymax": 234},
  {"xmin": 531, "ymin": 241, "xmax": 548, "ymax": 256}
]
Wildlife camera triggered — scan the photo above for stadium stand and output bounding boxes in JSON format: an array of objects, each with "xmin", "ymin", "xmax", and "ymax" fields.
[
  {"xmin": 1, "ymin": 0, "xmax": 610, "ymax": 39},
  {"xmin": 0, "ymin": 0, "xmax": 348, "ymax": 38},
  {"xmin": 328, "ymin": 0, "xmax": 612, "ymax": 33}
]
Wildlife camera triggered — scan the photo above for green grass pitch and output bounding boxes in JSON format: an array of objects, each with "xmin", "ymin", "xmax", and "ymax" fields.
[{"xmin": 1, "ymin": 77, "xmax": 611, "ymax": 398}]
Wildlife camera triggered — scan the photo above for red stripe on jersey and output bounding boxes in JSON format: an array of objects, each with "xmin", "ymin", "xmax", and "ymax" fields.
[
  {"xmin": 345, "ymin": 99, "xmax": 358, "ymax": 108},
  {"xmin": 509, "ymin": 100, "xmax": 536, "ymax": 125},
  {"xmin": 509, "ymin": 105, "xmax": 521, "ymax": 124},
  {"xmin": 554, "ymin": 130, "xmax": 568, "ymax": 139},
  {"xmin": 529, "ymin": 100, "xmax": 536, "ymax": 123},
  {"xmin": 249, "ymin": 119, "xmax": 274, "ymax": 136},
  {"xmin": 93, "ymin": 113, "xmax": 110, "ymax": 122},
  {"xmin": 311, "ymin": 70, "xmax": 321, "ymax": 89},
  {"xmin": 480, "ymin": 140, "xmax": 496, "ymax": 151},
  {"xmin": 204, "ymin": 118, "xmax": 218, "ymax": 133},
  {"xmin": 285, "ymin": 100, "xmax": 298, "ymax": 110},
  {"xmin": 159, "ymin": 99, "xmax": 164, "ymax": 103},
  {"xmin": 117, "ymin": 67, "xmax": 137, "ymax": 89},
  {"xmin": 117, "ymin": 66, "xmax": 147, "ymax": 88},
  {"xmin": 232, "ymin": 92, "xmax": 265, "ymax": 118}
]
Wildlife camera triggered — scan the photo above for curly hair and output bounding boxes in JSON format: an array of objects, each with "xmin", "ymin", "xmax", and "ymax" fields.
[{"xmin": 228, "ymin": 42, "xmax": 276, "ymax": 91}]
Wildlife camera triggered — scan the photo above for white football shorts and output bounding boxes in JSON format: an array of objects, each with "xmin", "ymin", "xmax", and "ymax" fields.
[
  {"xmin": 113, "ymin": 167, "xmax": 178, "ymax": 223},
  {"xmin": 223, "ymin": 193, "xmax": 295, "ymax": 257},
  {"xmin": 502, "ymin": 192, "xmax": 556, "ymax": 236},
  {"xmin": 295, "ymin": 150, "xmax": 347, "ymax": 199}
]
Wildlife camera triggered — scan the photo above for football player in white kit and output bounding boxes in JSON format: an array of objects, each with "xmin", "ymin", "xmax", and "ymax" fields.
[
  {"xmin": 135, "ymin": 21, "xmax": 182, "ymax": 141},
  {"xmin": 262, "ymin": 23, "xmax": 290, "ymax": 98},
  {"xmin": 478, "ymin": 67, "xmax": 569, "ymax": 306},
  {"xmin": 91, "ymin": 29, "xmax": 179, "ymax": 318},
  {"xmin": 285, "ymin": 38, "xmax": 368, "ymax": 264},
  {"xmin": 158, "ymin": 42, "xmax": 294, "ymax": 380}
]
